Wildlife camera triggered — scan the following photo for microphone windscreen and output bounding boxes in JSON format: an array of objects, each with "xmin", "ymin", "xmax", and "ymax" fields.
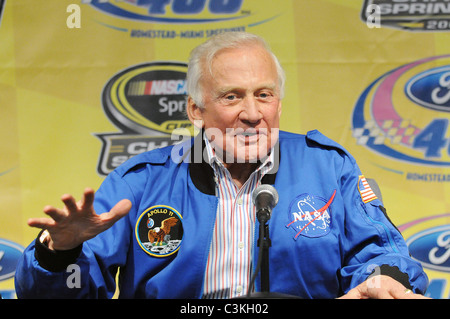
[{"xmin": 252, "ymin": 184, "xmax": 279, "ymax": 210}]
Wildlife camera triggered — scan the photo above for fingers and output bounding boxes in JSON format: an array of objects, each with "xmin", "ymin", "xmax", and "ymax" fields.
[
  {"xmin": 47, "ymin": 188, "xmax": 95, "ymax": 219},
  {"xmin": 61, "ymin": 193, "xmax": 78, "ymax": 212},
  {"xmin": 337, "ymin": 288, "xmax": 362, "ymax": 299},
  {"xmin": 342, "ymin": 276, "xmax": 430, "ymax": 299},
  {"xmin": 42, "ymin": 205, "xmax": 67, "ymax": 222},
  {"xmin": 29, "ymin": 189, "xmax": 92, "ymax": 229},
  {"xmin": 393, "ymin": 288, "xmax": 430, "ymax": 299},
  {"xmin": 61, "ymin": 188, "xmax": 95, "ymax": 213},
  {"xmin": 81, "ymin": 188, "xmax": 95, "ymax": 211},
  {"xmin": 27, "ymin": 217, "xmax": 55, "ymax": 229}
]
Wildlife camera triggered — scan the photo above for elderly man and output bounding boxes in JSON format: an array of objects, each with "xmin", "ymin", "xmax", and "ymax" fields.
[{"xmin": 15, "ymin": 32, "xmax": 428, "ymax": 299}]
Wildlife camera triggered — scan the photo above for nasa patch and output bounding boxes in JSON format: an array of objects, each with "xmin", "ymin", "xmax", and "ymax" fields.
[
  {"xmin": 135, "ymin": 205, "xmax": 183, "ymax": 257},
  {"xmin": 286, "ymin": 190, "xmax": 335, "ymax": 240}
]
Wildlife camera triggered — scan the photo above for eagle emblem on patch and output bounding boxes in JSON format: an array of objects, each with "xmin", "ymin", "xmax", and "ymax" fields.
[{"xmin": 135, "ymin": 205, "xmax": 183, "ymax": 257}]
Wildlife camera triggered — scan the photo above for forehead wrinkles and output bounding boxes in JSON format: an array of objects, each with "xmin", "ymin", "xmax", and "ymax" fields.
[{"xmin": 205, "ymin": 46, "xmax": 278, "ymax": 92}]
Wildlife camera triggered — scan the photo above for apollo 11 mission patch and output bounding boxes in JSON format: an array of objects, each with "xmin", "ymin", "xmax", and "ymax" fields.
[{"xmin": 135, "ymin": 205, "xmax": 183, "ymax": 257}]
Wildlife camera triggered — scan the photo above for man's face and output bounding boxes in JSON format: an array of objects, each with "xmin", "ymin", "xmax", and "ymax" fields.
[{"xmin": 188, "ymin": 44, "xmax": 282, "ymax": 164}]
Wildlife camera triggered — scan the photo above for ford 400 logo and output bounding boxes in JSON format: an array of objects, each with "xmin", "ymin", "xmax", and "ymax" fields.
[
  {"xmin": 0, "ymin": 239, "xmax": 24, "ymax": 281},
  {"xmin": 406, "ymin": 225, "xmax": 450, "ymax": 273},
  {"xmin": 352, "ymin": 55, "xmax": 450, "ymax": 166},
  {"xmin": 406, "ymin": 66, "xmax": 450, "ymax": 113}
]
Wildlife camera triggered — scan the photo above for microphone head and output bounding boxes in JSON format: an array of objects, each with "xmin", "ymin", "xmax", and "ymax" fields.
[{"xmin": 252, "ymin": 184, "xmax": 279, "ymax": 214}]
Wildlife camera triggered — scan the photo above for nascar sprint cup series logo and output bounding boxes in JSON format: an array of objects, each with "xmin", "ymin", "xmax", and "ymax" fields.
[
  {"xmin": 362, "ymin": 0, "xmax": 450, "ymax": 31},
  {"xmin": 95, "ymin": 62, "xmax": 192, "ymax": 175},
  {"xmin": 352, "ymin": 55, "xmax": 450, "ymax": 176}
]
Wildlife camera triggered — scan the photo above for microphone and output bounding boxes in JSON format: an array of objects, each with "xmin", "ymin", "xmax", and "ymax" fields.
[{"xmin": 252, "ymin": 184, "xmax": 279, "ymax": 224}]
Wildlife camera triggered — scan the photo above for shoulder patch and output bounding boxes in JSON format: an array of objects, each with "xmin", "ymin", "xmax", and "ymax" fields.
[{"xmin": 358, "ymin": 175, "xmax": 378, "ymax": 203}]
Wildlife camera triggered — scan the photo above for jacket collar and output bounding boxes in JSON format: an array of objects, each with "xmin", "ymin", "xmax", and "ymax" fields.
[{"xmin": 188, "ymin": 132, "xmax": 278, "ymax": 195}]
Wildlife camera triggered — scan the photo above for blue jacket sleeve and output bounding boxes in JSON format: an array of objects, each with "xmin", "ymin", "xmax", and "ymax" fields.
[
  {"xmin": 15, "ymin": 170, "xmax": 137, "ymax": 299},
  {"xmin": 306, "ymin": 130, "xmax": 428, "ymax": 294},
  {"xmin": 338, "ymin": 166, "xmax": 428, "ymax": 294}
]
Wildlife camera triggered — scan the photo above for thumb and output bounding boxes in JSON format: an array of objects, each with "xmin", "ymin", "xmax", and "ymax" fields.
[{"xmin": 100, "ymin": 199, "xmax": 132, "ymax": 225}]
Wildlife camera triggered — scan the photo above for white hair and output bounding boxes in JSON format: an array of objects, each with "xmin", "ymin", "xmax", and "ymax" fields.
[{"xmin": 186, "ymin": 32, "xmax": 286, "ymax": 108}]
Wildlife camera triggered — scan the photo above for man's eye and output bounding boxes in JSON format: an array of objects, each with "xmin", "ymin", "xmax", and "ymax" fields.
[
  {"xmin": 225, "ymin": 94, "xmax": 236, "ymax": 100},
  {"xmin": 258, "ymin": 92, "xmax": 274, "ymax": 99}
]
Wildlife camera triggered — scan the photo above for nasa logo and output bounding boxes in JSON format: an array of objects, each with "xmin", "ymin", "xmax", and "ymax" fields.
[
  {"xmin": 406, "ymin": 225, "xmax": 450, "ymax": 273},
  {"xmin": 0, "ymin": 239, "xmax": 24, "ymax": 281},
  {"xmin": 352, "ymin": 55, "xmax": 450, "ymax": 166},
  {"xmin": 135, "ymin": 205, "xmax": 184, "ymax": 257},
  {"xmin": 286, "ymin": 190, "xmax": 335, "ymax": 240}
]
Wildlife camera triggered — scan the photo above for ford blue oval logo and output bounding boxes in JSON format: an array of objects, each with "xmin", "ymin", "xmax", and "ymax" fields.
[
  {"xmin": 0, "ymin": 239, "xmax": 24, "ymax": 281},
  {"xmin": 405, "ymin": 66, "xmax": 450, "ymax": 112},
  {"xmin": 406, "ymin": 225, "xmax": 450, "ymax": 273}
]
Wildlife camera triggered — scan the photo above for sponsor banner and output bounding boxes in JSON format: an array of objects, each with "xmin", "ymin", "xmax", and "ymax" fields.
[
  {"xmin": 352, "ymin": 55, "xmax": 450, "ymax": 169},
  {"xmin": 95, "ymin": 61, "xmax": 192, "ymax": 175},
  {"xmin": 1, "ymin": 0, "xmax": 449, "ymax": 298},
  {"xmin": 362, "ymin": 0, "xmax": 450, "ymax": 31},
  {"xmin": 399, "ymin": 213, "xmax": 450, "ymax": 298}
]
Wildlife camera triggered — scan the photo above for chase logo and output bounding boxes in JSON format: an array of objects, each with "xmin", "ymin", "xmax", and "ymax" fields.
[
  {"xmin": 406, "ymin": 225, "xmax": 450, "ymax": 273},
  {"xmin": 352, "ymin": 55, "xmax": 450, "ymax": 166},
  {"xmin": 83, "ymin": 0, "xmax": 245, "ymax": 24},
  {"xmin": 0, "ymin": 239, "xmax": 24, "ymax": 281}
]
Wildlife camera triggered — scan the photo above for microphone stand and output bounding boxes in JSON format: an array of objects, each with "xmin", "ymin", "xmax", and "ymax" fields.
[
  {"xmin": 259, "ymin": 216, "xmax": 271, "ymax": 293},
  {"xmin": 237, "ymin": 209, "xmax": 300, "ymax": 299}
]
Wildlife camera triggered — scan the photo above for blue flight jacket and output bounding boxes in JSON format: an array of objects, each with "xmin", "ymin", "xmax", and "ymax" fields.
[{"xmin": 15, "ymin": 130, "xmax": 428, "ymax": 298}]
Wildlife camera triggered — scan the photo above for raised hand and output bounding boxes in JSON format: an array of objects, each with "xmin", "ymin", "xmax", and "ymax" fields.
[{"xmin": 28, "ymin": 188, "xmax": 132, "ymax": 251}]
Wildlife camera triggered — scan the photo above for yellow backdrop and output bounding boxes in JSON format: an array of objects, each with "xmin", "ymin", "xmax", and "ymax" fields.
[{"xmin": 1, "ymin": 0, "xmax": 449, "ymax": 299}]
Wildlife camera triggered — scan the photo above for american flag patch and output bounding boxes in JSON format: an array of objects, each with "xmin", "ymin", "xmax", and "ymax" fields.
[{"xmin": 358, "ymin": 175, "xmax": 377, "ymax": 203}]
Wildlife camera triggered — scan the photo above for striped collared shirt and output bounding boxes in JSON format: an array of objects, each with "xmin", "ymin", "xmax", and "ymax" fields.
[{"xmin": 201, "ymin": 135, "xmax": 275, "ymax": 299}]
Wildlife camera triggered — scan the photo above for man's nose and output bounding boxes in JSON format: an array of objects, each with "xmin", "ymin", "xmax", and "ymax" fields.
[{"xmin": 240, "ymin": 96, "xmax": 262, "ymax": 123}]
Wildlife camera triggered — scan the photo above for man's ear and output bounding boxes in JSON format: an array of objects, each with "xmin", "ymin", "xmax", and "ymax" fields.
[{"xmin": 186, "ymin": 96, "xmax": 204, "ymax": 128}]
